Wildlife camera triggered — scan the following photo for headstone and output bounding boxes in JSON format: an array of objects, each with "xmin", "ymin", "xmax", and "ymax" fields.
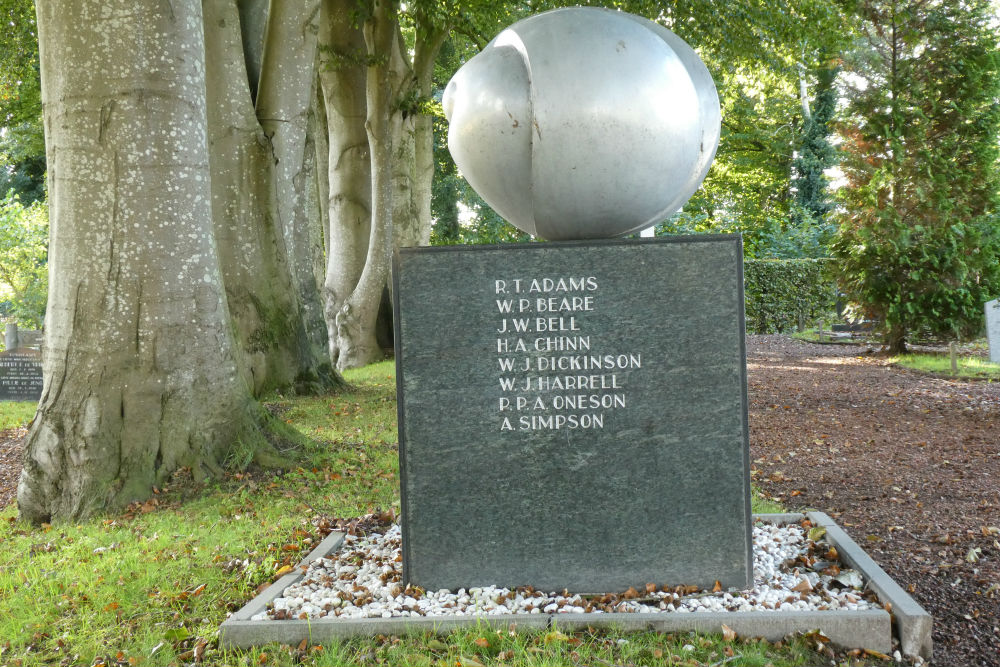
[
  {"xmin": 987, "ymin": 299, "xmax": 1000, "ymax": 364},
  {"xmin": 4, "ymin": 322, "xmax": 17, "ymax": 351},
  {"xmin": 394, "ymin": 236, "xmax": 752, "ymax": 593},
  {"xmin": 16, "ymin": 329, "xmax": 43, "ymax": 350},
  {"xmin": 0, "ymin": 347, "xmax": 42, "ymax": 401}
]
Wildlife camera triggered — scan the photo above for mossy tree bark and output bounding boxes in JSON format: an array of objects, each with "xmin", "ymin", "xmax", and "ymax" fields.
[
  {"xmin": 205, "ymin": 0, "xmax": 340, "ymax": 396},
  {"xmin": 317, "ymin": 1, "xmax": 446, "ymax": 369},
  {"xmin": 18, "ymin": 0, "xmax": 310, "ymax": 524},
  {"xmin": 318, "ymin": 0, "xmax": 372, "ymax": 367},
  {"xmin": 333, "ymin": 0, "xmax": 397, "ymax": 370},
  {"xmin": 255, "ymin": 0, "xmax": 332, "ymax": 366}
]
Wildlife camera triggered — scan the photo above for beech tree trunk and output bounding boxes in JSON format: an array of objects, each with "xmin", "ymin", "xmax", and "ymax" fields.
[
  {"xmin": 318, "ymin": 0, "xmax": 372, "ymax": 366},
  {"xmin": 410, "ymin": 29, "xmax": 448, "ymax": 248},
  {"xmin": 311, "ymin": 75, "xmax": 332, "ymax": 265},
  {"xmin": 389, "ymin": 29, "xmax": 419, "ymax": 250},
  {"xmin": 304, "ymin": 75, "xmax": 329, "ymax": 303},
  {"xmin": 204, "ymin": 0, "xmax": 338, "ymax": 396},
  {"xmin": 19, "ymin": 0, "xmax": 290, "ymax": 523},
  {"xmin": 255, "ymin": 0, "xmax": 331, "ymax": 364},
  {"xmin": 334, "ymin": 0, "xmax": 397, "ymax": 370},
  {"xmin": 203, "ymin": 0, "xmax": 298, "ymax": 395}
]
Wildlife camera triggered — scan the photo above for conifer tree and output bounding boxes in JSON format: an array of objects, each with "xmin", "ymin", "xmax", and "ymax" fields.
[{"xmin": 834, "ymin": 0, "xmax": 1000, "ymax": 352}]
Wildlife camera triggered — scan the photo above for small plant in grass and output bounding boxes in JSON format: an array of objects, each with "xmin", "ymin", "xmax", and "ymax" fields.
[{"xmin": 751, "ymin": 485, "xmax": 786, "ymax": 514}]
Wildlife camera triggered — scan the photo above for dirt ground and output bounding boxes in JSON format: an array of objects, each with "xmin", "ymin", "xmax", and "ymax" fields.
[
  {"xmin": 0, "ymin": 425, "xmax": 24, "ymax": 510},
  {"xmin": 747, "ymin": 335, "xmax": 1000, "ymax": 667},
  {"xmin": 1, "ymin": 336, "xmax": 997, "ymax": 665}
]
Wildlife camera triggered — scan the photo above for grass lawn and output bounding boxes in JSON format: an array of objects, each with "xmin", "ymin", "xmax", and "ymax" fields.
[
  {"xmin": 0, "ymin": 400, "xmax": 38, "ymax": 430},
  {"xmin": 0, "ymin": 362, "xmax": 880, "ymax": 666},
  {"xmin": 891, "ymin": 352, "xmax": 1000, "ymax": 381}
]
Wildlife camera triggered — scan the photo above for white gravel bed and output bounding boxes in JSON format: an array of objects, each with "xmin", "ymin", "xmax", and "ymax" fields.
[{"xmin": 253, "ymin": 522, "xmax": 879, "ymax": 621}]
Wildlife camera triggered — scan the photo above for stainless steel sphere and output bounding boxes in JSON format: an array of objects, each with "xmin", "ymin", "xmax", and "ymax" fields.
[{"xmin": 443, "ymin": 7, "xmax": 721, "ymax": 241}]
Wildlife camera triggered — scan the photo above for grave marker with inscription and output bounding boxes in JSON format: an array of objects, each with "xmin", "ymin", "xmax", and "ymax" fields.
[
  {"xmin": 394, "ymin": 236, "xmax": 752, "ymax": 593},
  {"xmin": 0, "ymin": 347, "xmax": 43, "ymax": 401}
]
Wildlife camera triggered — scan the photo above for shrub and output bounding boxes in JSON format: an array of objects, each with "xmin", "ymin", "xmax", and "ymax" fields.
[{"xmin": 744, "ymin": 258, "xmax": 836, "ymax": 334}]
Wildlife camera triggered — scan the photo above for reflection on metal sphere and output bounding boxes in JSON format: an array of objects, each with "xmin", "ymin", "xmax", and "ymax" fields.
[{"xmin": 443, "ymin": 7, "xmax": 721, "ymax": 241}]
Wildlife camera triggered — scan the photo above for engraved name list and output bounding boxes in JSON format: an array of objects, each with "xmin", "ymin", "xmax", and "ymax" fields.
[{"xmin": 494, "ymin": 276, "xmax": 641, "ymax": 432}]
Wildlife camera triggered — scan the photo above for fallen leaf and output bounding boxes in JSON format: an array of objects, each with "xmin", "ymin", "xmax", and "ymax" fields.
[
  {"xmin": 164, "ymin": 627, "xmax": 190, "ymax": 643},
  {"xmin": 721, "ymin": 624, "xmax": 736, "ymax": 641},
  {"xmin": 835, "ymin": 570, "xmax": 864, "ymax": 589},
  {"xmin": 863, "ymin": 648, "xmax": 891, "ymax": 660},
  {"xmin": 473, "ymin": 638, "xmax": 490, "ymax": 649},
  {"xmin": 426, "ymin": 639, "xmax": 448, "ymax": 652},
  {"xmin": 712, "ymin": 580, "xmax": 723, "ymax": 593},
  {"xmin": 791, "ymin": 578, "xmax": 813, "ymax": 593},
  {"xmin": 544, "ymin": 631, "xmax": 569, "ymax": 644},
  {"xmin": 458, "ymin": 658, "xmax": 485, "ymax": 667},
  {"xmin": 807, "ymin": 526, "xmax": 827, "ymax": 542},
  {"xmin": 193, "ymin": 640, "xmax": 207, "ymax": 662}
]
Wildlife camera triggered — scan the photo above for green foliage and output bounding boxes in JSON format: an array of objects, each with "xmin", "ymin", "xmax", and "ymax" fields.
[
  {"xmin": 755, "ymin": 204, "xmax": 837, "ymax": 259},
  {"xmin": 834, "ymin": 0, "xmax": 1000, "ymax": 352},
  {"xmin": 743, "ymin": 258, "xmax": 837, "ymax": 334},
  {"xmin": 429, "ymin": 1, "xmax": 856, "ymax": 252},
  {"xmin": 792, "ymin": 62, "xmax": 838, "ymax": 225},
  {"xmin": 0, "ymin": 0, "xmax": 45, "ymax": 203},
  {"xmin": 429, "ymin": 111, "xmax": 462, "ymax": 244},
  {"xmin": 0, "ymin": 191, "xmax": 47, "ymax": 328},
  {"xmin": 644, "ymin": 0, "xmax": 853, "ymax": 255}
]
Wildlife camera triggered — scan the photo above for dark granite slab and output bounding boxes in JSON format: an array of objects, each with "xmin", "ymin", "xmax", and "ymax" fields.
[
  {"xmin": 0, "ymin": 348, "xmax": 42, "ymax": 401},
  {"xmin": 393, "ymin": 236, "xmax": 752, "ymax": 593}
]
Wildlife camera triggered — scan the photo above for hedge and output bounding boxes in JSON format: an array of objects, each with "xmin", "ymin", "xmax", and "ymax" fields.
[{"xmin": 743, "ymin": 258, "xmax": 837, "ymax": 334}]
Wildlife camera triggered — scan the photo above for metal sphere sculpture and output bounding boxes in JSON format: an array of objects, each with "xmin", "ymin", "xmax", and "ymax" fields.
[{"xmin": 443, "ymin": 7, "xmax": 721, "ymax": 241}]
